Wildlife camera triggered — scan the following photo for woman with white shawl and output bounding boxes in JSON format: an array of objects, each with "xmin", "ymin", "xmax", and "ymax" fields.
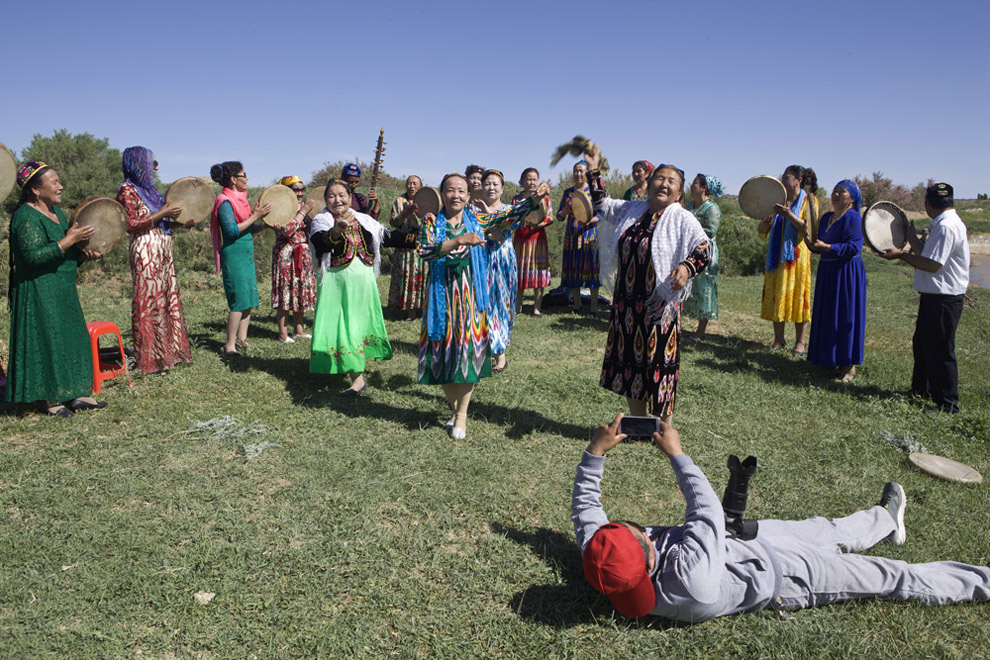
[
  {"xmin": 581, "ymin": 151, "xmax": 711, "ymax": 422},
  {"xmin": 309, "ymin": 179, "xmax": 415, "ymax": 395}
]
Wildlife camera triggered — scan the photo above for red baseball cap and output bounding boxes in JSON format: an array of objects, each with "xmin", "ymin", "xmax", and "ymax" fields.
[{"xmin": 582, "ymin": 523, "xmax": 656, "ymax": 618}]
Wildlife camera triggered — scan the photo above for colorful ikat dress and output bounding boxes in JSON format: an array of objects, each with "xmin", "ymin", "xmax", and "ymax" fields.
[
  {"xmin": 559, "ymin": 185, "xmax": 601, "ymax": 288},
  {"xmin": 417, "ymin": 200, "xmax": 536, "ymax": 384},
  {"xmin": 512, "ymin": 193, "xmax": 553, "ymax": 290}
]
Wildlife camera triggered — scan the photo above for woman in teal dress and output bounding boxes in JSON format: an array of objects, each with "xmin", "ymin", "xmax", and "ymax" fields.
[
  {"xmin": 209, "ymin": 161, "xmax": 271, "ymax": 355},
  {"xmin": 683, "ymin": 173, "xmax": 723, "ymax": 342},
  {"xmin": 5, "ymin": 162, "xmax": 107, "ymax": 417},
  {"xmin": 418, "ymin": 173, "xmax": 549, "ymax": 439}
]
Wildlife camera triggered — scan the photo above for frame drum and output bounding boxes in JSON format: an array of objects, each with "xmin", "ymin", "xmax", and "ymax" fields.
[
  {"xmin": 863, "ymin": 201, "xmax": 910, "ymax": 253},
  {"xmin": 165, "ymin": 177, "xmax": 214, "ymax": 225},
  {"xmin": 306, "ymin": 186, "xmax": 326, "ymax": 219},
  {"xmin": 570, "ymin": 189, "xmax": 593, "ymax": 224},
  {"xmin": 738, "ymin": 175, "xmax": 786, "ymax": 220},
  {"xmin": 259, "ymin": 185, "xmax": 300, "ymax": 228},
  {"xmin": 413, "ymin": 187, "xmax": 442, "ymax": 218},
  {"xmin": 0, "ymin": 142, "xmax": 16, "ymax": 203},
  {"xmin": 71, "ymin": 197, "xmax": 127, "ymax": 254}
]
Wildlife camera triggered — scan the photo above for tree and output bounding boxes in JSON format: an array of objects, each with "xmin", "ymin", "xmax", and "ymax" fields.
[{"xmin": 19, "ymin": 130, "xmax": 122, "ymax": 211}]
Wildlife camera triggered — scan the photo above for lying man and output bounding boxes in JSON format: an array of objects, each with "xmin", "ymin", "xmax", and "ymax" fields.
[{"xmin": 572, "ymin": 415, "xmax": 990, "ymax": 622}]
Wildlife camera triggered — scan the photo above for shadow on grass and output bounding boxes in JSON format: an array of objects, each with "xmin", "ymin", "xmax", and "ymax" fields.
[
  {"xmin": 685, "ymin": 333, "xmax": 898, "ymax": 399},
  {"xmin": 547, "ymin": 313, "xmax": 610, "ymax": 332},
  {"xmin": 491, "ymin": 523, "xmax": 679, "ymax": 630}
]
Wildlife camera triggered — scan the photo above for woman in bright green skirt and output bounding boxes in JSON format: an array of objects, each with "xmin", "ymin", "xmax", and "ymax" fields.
[{"xmin": 309, "ymin": 180, "xmax": 414, "ymax": 395}]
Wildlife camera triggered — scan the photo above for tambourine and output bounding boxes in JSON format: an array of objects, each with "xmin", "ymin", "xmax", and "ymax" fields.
[
  {"xmin": 259, "ymin": 185, "xmax": 300, "ymax": 228},
  {"xmin": 738, "ymin": 175, "xmax": 786, "ymax": 220},
  {"xmin": 165, "ymin": 177, "xmax": 214, "ymax": 226},
  {"xmin": 71, "ymin": 197, "xmax": 127, "ymax": 254},
  {"xmin": 863, "ymin": 201, "xmax": 910, "ymax": 253}
]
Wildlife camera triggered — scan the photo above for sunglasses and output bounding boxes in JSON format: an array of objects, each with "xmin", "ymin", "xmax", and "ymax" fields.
[{"xmin": 291, "ymin": 186, "xmax": 306, "ymax": 193}]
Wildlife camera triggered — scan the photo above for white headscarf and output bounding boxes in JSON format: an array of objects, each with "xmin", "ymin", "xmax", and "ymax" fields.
[{"xmin": 309, "ymin": 209, "xmax": 387, "ymax": 281}]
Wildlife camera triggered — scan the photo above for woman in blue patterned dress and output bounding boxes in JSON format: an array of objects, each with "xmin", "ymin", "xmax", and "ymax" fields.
[
  {"xmin": 477, "ymin": 169, "xmax": 518, "ymax": 373},
  {"xmin": 558, "ymin": 160, "xmax": 601, "ymax": 313}
]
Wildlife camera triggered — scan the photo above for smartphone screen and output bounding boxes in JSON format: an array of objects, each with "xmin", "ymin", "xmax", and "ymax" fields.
[{"xmin": 619, "ymin": 415, "xmax": 660, "ymax": 438}]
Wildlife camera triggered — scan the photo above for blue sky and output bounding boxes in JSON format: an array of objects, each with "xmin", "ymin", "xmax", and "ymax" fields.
[{"xmin": 3, "ymin": 0, "xmax": 988, "ymax": 196}]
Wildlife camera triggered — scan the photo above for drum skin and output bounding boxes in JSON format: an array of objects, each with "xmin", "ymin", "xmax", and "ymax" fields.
[
  {"xmin": 71, "ymin": 197, "xmax": 127, "ymax": 254},
  {"xmin": 739, "ymin": 175, "xmax": 786, "ymax": 220}
]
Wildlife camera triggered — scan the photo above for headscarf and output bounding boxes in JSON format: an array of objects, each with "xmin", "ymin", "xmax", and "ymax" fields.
[
  {"xmin": 702, "ymin": 174, "xmax": 723, "ymax": 199},
  {"xmin": 426, "ymin": 206, "xmax": 490, "ymax": 341},
  {"xmin": 121, "ymin": 146, "xmax": 169, "ymax": 233},
  {"xmin": 633, "ymin": 160, "xmax": 655, "ymax": 177},
  {"xmin": 342, "ymin": 163, "xmax": 361, "ymax": 178},
  {"xmin": 17, "ymin": 161, "xmax": 49, "ymax": 189},
  {"xmin": 835, "ymin": 179, "xmax": 862, "ymax": 213},
  {"xmin": 575, "ymin": 160, "xmax": 588, "ymax": 170},
  {"xmin": 279, "ymin": 175, "xmax": 303, "ymax": 188}
]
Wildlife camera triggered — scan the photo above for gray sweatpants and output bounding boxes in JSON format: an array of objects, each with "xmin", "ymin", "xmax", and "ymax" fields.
[{"xmin": 761, "ymin": 506, "xmax": 990, "ymax": 610}]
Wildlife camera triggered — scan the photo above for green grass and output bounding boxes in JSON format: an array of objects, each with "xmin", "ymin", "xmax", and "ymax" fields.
[{"xmin": 1, "ymin": 238, "xmax": 989, "ymax": 658}]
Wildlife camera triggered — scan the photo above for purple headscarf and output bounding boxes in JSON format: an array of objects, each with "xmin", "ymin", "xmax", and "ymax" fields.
[{"xmin": 122, "ymin": 146, "xmax": 169, "ymax": 233}]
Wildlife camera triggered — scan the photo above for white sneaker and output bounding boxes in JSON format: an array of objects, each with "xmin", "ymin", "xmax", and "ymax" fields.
[
  {"xmin": 294, "ymin": 333, "xmax": 312, "ymax": 339},
  {"xmin": 444, "ymin": 416, "xmax": 455, "ymax": 430},
  {"xmin": 278, "ymin": 336, "xmax": 295, "ymax": 344},
  {"xmin": 880, "ymin": 482, "xmax": 907, "ymax": 545},
  {"xmin": 450, "ymin": 426, "xmax": 466, "ymax": 440}
]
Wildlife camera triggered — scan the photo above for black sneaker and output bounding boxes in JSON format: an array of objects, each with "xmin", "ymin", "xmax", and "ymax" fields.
[{"xmin": 880, "ymin": 482, "xmax": 907, "ymax": 545}]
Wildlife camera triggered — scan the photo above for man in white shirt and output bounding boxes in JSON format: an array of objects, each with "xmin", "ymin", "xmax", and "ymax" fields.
[{"xmin": 881, "ymin": 183, "xmax": 970, "ymax": 413}]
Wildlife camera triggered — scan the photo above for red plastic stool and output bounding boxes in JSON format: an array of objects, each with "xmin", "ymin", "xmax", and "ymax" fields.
[{"xmin": 86, "ymin": 321, "xmax": 133, "ymax": 394}]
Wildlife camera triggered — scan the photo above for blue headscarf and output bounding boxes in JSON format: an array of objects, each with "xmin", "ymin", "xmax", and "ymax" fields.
[
  {"xmin": 575, "ymin": 160, "xmax": 588, "ymax": 169},
  {"xmin": 121, "ymin": 146, "xmax": 169, "ymax": 234},
  {"xmin": 702, "ymin": 174, "xmax": 723, "ymax": 198},
  {"xmin": 426, "ymin": 206, "xmax": 491, "ymax": 341},
  {"xmin": 766, "ymin": 189, "xmax": 806, "ymax": 273},
  {"xmin": 836, "ymin": 179, "xmax": 862, "ymax": 213}
]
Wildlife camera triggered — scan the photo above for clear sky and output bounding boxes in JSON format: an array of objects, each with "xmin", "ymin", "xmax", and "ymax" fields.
[{"xmin": 3, "ymin": 0, "xmax": 988, "ymax": 196}]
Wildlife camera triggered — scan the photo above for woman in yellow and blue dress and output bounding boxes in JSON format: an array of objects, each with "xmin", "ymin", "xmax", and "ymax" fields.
[{"xmin": 759, "ymin": 164, "xmax": 818, "ymax": 355}]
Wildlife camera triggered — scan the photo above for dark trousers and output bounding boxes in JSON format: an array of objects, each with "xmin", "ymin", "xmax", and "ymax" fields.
[{"xmin": 911, "ymin": 293, "xmax": 964, "ymax": 412}]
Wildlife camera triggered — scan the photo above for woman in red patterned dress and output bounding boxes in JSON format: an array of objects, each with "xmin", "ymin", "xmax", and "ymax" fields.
[
  {"xmin": 116, "ymin": 147, "xmax": 194, "ymax": 374},
  {"xmin": 512, "ymin": 167, "xmax": 553, "ymax": 316},
  {"xmin": 272, "ymin": 176, "xmax": 317, "ymax": 343}
]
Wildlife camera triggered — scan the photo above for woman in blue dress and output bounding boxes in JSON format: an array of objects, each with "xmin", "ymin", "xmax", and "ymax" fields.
[
  {"xmin": 807, "ymin": 179, "xmax": 867, "ymax": 382},
  {"xmin": 476, "ymin": 169, "xmax": 518, "ymax": 373}
]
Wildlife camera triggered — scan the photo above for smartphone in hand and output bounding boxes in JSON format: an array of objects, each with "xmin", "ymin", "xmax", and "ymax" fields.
[{"xmin": 619, "ymin": 415, "xmax": 660, "ymax": 438}]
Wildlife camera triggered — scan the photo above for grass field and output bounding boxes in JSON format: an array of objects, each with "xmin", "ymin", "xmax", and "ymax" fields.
[{"xmin": 1, "ymin": 219, "xmax": 989, "ymax": 658}]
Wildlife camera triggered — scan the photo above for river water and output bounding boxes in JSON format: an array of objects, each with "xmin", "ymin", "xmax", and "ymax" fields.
[{"xmin": 972, "ymin": 255, "xmax": 989, "ymax": 288}]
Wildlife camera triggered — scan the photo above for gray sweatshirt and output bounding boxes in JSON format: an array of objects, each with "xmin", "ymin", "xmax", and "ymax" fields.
[{"xmin": 571, "ymin": 451, "xmax": 782, "ymax": 623}]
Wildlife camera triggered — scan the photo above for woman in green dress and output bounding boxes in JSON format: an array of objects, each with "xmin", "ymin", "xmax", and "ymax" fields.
[
  {"xmin": 683, "ymin": 173, "xmax": 723, "ymax": 342},
  {"xmin": 5, "ymin": 162, "xmax": 107, "ymax": 417},
  {"xmin": 308, "ymin": 180, "xmax": 415, "ymax": 395},
  {"xmin": 418, "ymin": 173, "xmax": 549, "ymax": 439},
  {"xmin": 208, "ymin": 161, "xmax": 271, "ymax": 355}
]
